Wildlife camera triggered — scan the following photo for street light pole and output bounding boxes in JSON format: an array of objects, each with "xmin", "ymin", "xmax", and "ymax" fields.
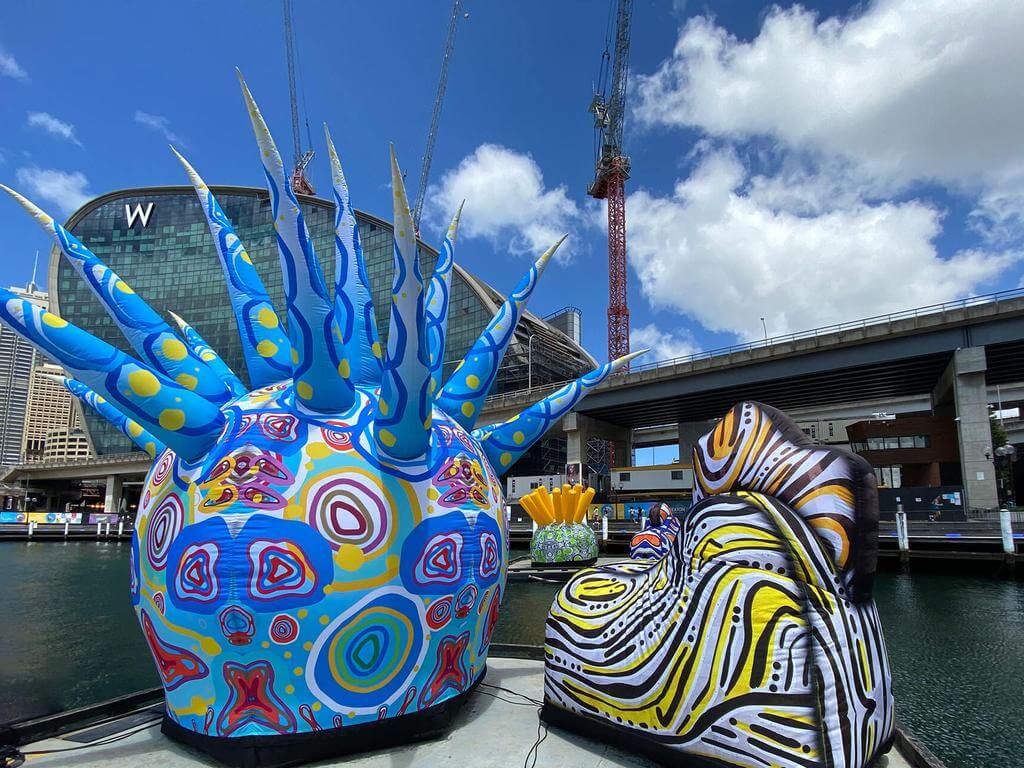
[{"xmin": 760, "ymin": 317, "xmax": 768, "ymax": 344}]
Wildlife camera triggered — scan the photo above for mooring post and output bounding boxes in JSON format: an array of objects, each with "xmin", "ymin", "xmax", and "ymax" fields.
[
  {"xmin": 1000, "ymin": 509, "xmax": 1015, "ymax": 567},
  {"xmin": 63, "ymin": 521, "xmax": 69, "ymax": 538},
  {"xmin": 27, "ymin": 520, "xmax": 33, "ymax": 538},
  {"xmin": 118, "ymin": 520, "xmax": 124, "ymax": 537},
  {"xmin": 505, "ymin": 505, "xmax": 511, "ymax": 526},
  {"xmin": 602, "ymin": 515, "xmax": 609, "ymax": 542},
  {"xmin": 96, "ymin": 522, "xmax": 101, "ymax": 538},
  {"xmin": 895, "ymin": 504, "xmax": 910, "ymax": 567}
]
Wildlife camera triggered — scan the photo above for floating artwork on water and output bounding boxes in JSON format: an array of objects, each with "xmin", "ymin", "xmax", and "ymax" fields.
[
  {"xmin": 628, "ymin": 502, "xmax": 680, "ymax": 560},
  {"xmin": 542, "ymin": 402, "xmax": 895, "ymax": 768},
  {"xmin": 0, "ymin": 71, "xmax": 642, "ymax": 768},
  {"xmin": 520, "ymin": 485, "xmax": 598, "ymax": 567}
]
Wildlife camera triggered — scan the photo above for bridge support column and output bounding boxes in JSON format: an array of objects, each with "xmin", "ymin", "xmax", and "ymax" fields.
[
  {"xmin": 563, "ymin": 413, "xmax": 631, "ymax": 470},
  {"xmin": 933, "ymin": 347, "xmax": 999, "ymax": 511},
  {"xmin": 678, "ymin": 420, "xmax": 714, "ymax": 466},
  {"xmin": 103, "ymin": 474, "xmax": 123, "ymax": 517}
]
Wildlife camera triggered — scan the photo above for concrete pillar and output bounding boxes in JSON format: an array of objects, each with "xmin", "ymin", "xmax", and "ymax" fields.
[
  {"xmin": 934, "ymin": 348, "xmax": 998, "ymax": 510},
  {"xmin": 103, "ymin": 474, "xmax": 123, "ymax": 517},
  {"xmin": 678, "ymin": 421, "xmax": 713, "ymax": 466}
]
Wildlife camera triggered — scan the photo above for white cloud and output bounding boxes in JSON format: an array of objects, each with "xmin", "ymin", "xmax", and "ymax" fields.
[
  {"xmin": 631, "ymin": 323, "xmax": 699, "ymax": 362},
  {"xmin": 27, "ymin": 112, "xmax": 81, "ymax": 146},
  {"xmin": 427, "ymin": 144, "xmax": 581, "ymax": 262},
  {"xmin": 134, "ymin": 110, "xmax": 182, "ymax": 144},
  {"xmin": 15, "ymin": 168, "xmax": 91, "ymax": 215},
  {"xmin": 0, "ymin": 45, "xmax": 26, "ymax": 80},
  {"xmin": 627, "ymin": 149, "xmax": 1018, "ymax": 340},
  {"xmin": 636, "ymin": 0, "xmax": 1024, "ymax": 196}
]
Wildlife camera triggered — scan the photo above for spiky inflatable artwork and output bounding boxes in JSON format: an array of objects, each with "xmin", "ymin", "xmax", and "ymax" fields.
[
  {"xmin": 0, "ymin": 72, "xmax": 641, "ymax": 768},
  {"xmin": 520, "ymin": 485, "xmax": 598, "ymax": 566}
]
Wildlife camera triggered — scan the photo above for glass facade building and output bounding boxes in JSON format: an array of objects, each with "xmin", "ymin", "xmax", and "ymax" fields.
[{"xmin": 50, "ymin": 186, "xmax": 595, "ymax": 456}]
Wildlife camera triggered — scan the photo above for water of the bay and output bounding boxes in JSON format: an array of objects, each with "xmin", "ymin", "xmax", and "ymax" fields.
[{"xmin": 0, "ymin": 541, "xmax": 1020, "ymax": 768}]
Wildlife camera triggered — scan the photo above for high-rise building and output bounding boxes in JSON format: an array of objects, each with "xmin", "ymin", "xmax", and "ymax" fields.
[
  {"xmin": 0, "ymin": 280, "xmax": 48, "ymax": 466},
  {"xmin": 51, "ymin": 186, "xmax": 597, "ymax": 462},
  {"xmin": 22, "ymin": 362, "xmax": 93, "ymax": 463}
]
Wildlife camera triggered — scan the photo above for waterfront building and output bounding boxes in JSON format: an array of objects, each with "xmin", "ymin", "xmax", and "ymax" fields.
[
  {"xmin": 22, "ymin": 362, "xmax": 92, "ymax": 463},
  {"xmin": 50, "ymin": 186, "xmax": 595, "ymax": 461},
  {"xmin": 0, "ymin": 280, "xmax": 48, "ymax": 466}
]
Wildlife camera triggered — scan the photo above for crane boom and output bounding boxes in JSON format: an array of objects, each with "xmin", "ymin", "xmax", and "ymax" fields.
[
  {"xmin": 283, "ymin": 0, "xmax": 315, "ymax": 195},
  {"xmin": 588, "ymin": 0, "xmax": 633, "ymax": 369},
  {"xmin": 413, "ymin": 0, "xmax": 463, "ymax": 230}
]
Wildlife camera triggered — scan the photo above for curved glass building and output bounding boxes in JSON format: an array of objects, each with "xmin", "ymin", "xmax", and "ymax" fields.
[{"xmin": 50, "ymin": 186, "xmax": 595, "ymax": 457}]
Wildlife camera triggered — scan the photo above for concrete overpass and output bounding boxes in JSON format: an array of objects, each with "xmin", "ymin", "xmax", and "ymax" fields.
[
  {"xmin": 482, "ymin": 289, "xmax": 1024, "ymax": 510},
  {"xmin": 1, "ymin": 452, "xmax": 151, "ymax": 516}
]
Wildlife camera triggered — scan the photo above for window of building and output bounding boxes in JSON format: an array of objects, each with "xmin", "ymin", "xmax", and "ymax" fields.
[
  {"xmin": 670, "ymin": 470, "xmax": 683, "ymax": 480},
  {"xmin": 828, "ymin": 423, "xmax": 835, "ymax": 438},
  {"xmin": 620, "ymin": 472, "xmax": 631, "ymax": 481}
]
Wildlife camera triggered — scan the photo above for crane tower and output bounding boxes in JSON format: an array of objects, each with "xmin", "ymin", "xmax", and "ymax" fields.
[{"xmin": 588, "ymin": 0, "xmax": 633, "ymax": 368}]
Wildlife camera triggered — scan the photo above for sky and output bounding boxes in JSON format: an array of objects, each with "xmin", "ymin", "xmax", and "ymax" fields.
[{"xmin": 2, "ymin": 0, "xmax": 1024, "ymax": 366}]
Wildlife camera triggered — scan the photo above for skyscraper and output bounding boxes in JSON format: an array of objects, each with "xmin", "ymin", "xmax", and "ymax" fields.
[
  {"xmin": 22, "ymin": 361, "xmax": 92, "ymax": 462},
  {"xmin": 0, "ymin": 278, "xmax": 48, "ymax": 466}
]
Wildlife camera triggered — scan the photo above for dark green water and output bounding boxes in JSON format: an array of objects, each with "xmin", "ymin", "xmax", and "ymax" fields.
[{"xmin": 0, "ymin": 542, "xmax": 1020, "ymax": 768}]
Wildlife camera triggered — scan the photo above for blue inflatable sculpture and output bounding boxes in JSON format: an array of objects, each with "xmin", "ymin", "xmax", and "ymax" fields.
[{"xmin": 0, "ymin": 72, "xmax": 642, "ymax": 767}]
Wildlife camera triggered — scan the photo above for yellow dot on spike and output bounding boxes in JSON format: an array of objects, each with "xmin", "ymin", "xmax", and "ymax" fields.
[
  {"xmin": 513, "ymin": 431, "xmax": 525, "ymax": 445},
  {"xmin": 338, "ymin": 359, "xmax": 351, "ymax": 378},
  {"xmin": 128, "ymin": 370, "xmax": 160, "ymax": 397},
  {"xmin": 294, "ymin": 667, "xmax": 304, "ymax": 675},
  {"xmin": 466, "ymin": 374, "xmax": 480, "ymax": 389},
  {"xmin": 257, "ymin": 307, "xmax": 278, "ymax": 328},
  {"xmin": 500, "ymin": 452, "xmax": 512, "ymax": 466},
  {"xmin": 200, "ymin": 351, "xmax": 216, "ymax": 362},
  {"xmin": 42, "ymin": 313, "xmax": 68, "ymax": 328},
  {"xmin": 114, "ymin": 280, "xmax": 134, "ymax": 294},
  {"xmin": 296, "ymin": 381, "xmax": 313, "ymax": 400},
  {"xmin": 175, "ymin": 373, "xmax": 198, "ymax": 390},
  {"xmin": 298, "ymin": 609, "xmax": 308, "ymax": 619},
  {"xmin": 378, "ymin": 399, "xmax": 390, "ymax": 416},
  {"xmin": 256, "ymin": 340, "xmax": 278, "ymax": 358},
  {"xmin": 162, "ymin": 338, "xmax": 188, "ymax": 361},
  {"xmin": 291, "ymin": 348, "xmax": 299, "ymax": 364},
  {"xmin": 144, "ymin": 442, "xmax": 156, "ymax": 457},
  {"xmin": 127, "ymin": 422, "xmax": 143, "ymax": 438},
  {"xmin": 240, "ymin": 251, "xmax": 253, "ymax": 264},
  {"xmin": 372, "ymin": 342, "xmax": 382, "ymax": 359},
  {"xmin": 378, "ymin": 429, "xmax": 397, "ymax": 447},
  {"xmin": 461, "ymin": 402, "xmax": 475, "ymax": 418},
  {"xmin": 285, "ymin": 685, "xmax": 295, "ymax": 694},
  {"xmin": 159, "ymin": 409, "xmax": 185, "ymax": 430}
]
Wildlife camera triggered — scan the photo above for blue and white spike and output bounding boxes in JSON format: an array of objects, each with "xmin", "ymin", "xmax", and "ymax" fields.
[
  {"xmin": 477, "ymin": 350, "xmax": 646, "ymax": 471},
  {"xmin": 238, "ymin": 71, "xmax": 354, "ymax": 412},
  {"xmin": 0, "ymin": 185, "xmax": 231, "ymax": 406},
  {"xmin": 50, "ymin": 374, "xmax": 166, "ymax": 459},
  {"xmin": 170, "ymin": 148, "xmax": 293, "ymax": 389},
  {"xmin": 0, "ymin": 289, "xmax": 224, "ymax": 460},
  {"xmin": 425, "ymin": 203, "xmax": 463, "ymax": 398},
  {"xmin": 325, "ymin": 125, "xmax": 383, "ymax": 387},
  {"xmin": 374, "ymin": 147, "xmax": 431, "ymax": 460},
  {"xmin": 437, "ymin": 235, "xmax": 565, "ymax": 429}
]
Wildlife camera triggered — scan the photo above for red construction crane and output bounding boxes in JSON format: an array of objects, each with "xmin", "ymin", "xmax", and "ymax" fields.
[
  {"xmin": 588, "ymin": 0, "xmax": 633, "ymax": 369},
  {"xmin": 283, "ymin": 0, "xmax": 315, "ymax": 196}
]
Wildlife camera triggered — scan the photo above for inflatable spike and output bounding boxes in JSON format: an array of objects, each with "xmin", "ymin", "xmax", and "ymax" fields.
[
  {"xmin": 238, "ymin": 71, "xmax": 354, "ymax": 412},
  {"xmin": 551, "ymin": 488, "xmax": 564, "ymax": 524},
  {"xmin": 374, "ymin": 147, "xmax": 431, "ymax": 460},
  {"xmin": 480, "ymin": 349, "xmax": 646, "ymax": 472},
  {"xmin": 50, "ymin": 375, "xmax": 165, "ymax": 458},
  {"xmin": 0, "ymin": 290, "xmax": 223, "ymax": 458},
  {"xmin": 0, "ymin": 185, "xmax": 230, "ymax": 405},
  {"xmin": 324, "ymin": 125, "xmax": 383, "ymax": 388},
  {"xmin": 576, "ymin": 487, "xmax": 596, "ymax": 523},
  {"xmin": 168, "ymin": 311, "xmax": 246, "ymax": 397},
  {"xmin": 170, "ymin": 148, "xmax": 293, "ymax": 388},
  {"xmin": 425, "ymin": 203, "xmax": 463, "ymax": 397},
  {"xmin": 437, "ymin": 236, "xmax": 565, "ymax": 429}
]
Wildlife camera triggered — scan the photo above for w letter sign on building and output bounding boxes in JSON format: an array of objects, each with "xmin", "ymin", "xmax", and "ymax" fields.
[{"xmin": 125, "ymin": 202, "xmax": 154, "ymax": 228}]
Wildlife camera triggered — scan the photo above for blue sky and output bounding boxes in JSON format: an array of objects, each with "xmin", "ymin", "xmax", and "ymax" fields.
[{"xmin": 2, "ymin": 0, "xmax": 1023, "ymax": 365}]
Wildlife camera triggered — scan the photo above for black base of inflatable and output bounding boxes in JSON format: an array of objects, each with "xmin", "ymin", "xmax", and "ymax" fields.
[
  {"xmin": 540, "ymin": 701, "xmax": 896, "ymax": 768},
  {"xmin": 529, "ymin": 557, "xmax": 597, "ymax": 569},
  {"xmin": 161, "ymin": 669, "xmax": 485, "ymax": 768}
]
